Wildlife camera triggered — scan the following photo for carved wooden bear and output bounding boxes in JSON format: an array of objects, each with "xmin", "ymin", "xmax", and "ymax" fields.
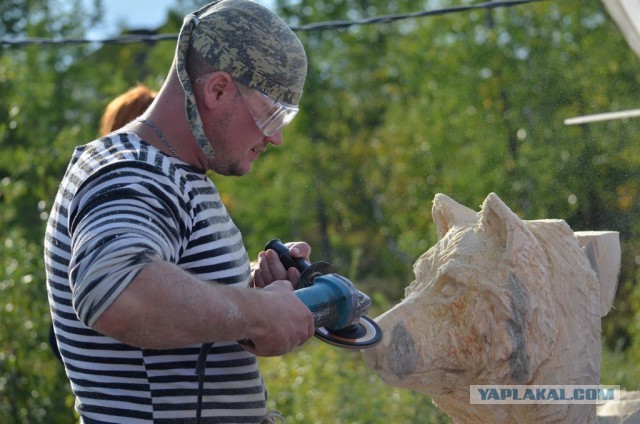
[{"xmin": 363, "ymin": 193, "xmax": 620, "ymax": 423}]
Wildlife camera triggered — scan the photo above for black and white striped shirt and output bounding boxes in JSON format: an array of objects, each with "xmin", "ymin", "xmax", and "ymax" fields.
[{"xmin": 44, "ymin": 133, "xmax": 267, "ymax": 423}]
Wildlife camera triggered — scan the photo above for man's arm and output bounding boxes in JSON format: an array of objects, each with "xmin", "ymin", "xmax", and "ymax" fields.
[{"xmin": 94, "ymin": 260, "xmax": 315, "ymax": 356}]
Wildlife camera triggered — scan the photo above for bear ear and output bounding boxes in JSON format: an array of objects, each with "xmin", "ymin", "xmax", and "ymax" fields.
[
  {"xmin": 480, "ymin": 192, "xmax": 530, "ymax": 254},
  {"xmin": 432, "ymin": 193, "xmax": 478, "ymax": 240}
]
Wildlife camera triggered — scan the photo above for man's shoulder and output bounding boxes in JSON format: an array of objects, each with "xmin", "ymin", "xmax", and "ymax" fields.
[
  {"xmin": 61, "ymin": 133, "xmax": 213, "ymax": 211},
  {"xmin": 74, "ymin": 132, "xmax": 153, "ymax": 166},
  {"xmin": 71, "ymin": 133, "xmax": 204, "ymax": 185}
]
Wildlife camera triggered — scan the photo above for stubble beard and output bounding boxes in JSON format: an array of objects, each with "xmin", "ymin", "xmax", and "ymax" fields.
[{"xmin": 209, "ymin": 157, "xmax": 249, "ymax": 177}]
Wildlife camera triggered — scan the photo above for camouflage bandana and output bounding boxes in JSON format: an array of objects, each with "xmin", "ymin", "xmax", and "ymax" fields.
[{"xmin": 175, "ymin": 0, "xmax": 307, "ymax": 160}]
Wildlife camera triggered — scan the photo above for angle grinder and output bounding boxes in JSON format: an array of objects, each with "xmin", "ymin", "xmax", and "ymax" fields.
[{"xmin": 265, "ymin": 239, "xmax": 382, "ymax": 350}]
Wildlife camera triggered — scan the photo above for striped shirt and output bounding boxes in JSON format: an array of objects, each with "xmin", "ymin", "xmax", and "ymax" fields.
[{"xmin": 44, "ymin": 133, "xmax": 267, "ymax": 423}]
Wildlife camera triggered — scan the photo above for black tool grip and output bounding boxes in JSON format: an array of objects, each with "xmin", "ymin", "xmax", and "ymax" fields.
[{"xmin": 265, "ymin": 239, "xmax": 310, "ymax": 272}]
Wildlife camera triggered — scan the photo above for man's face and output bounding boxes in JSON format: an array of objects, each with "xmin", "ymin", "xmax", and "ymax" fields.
[{"xmin": 203, "ymin": 80, "xmax": 285, "ymax": 176}]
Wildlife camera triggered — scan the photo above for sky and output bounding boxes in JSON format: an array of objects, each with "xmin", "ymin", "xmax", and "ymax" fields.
[
  {"xmin": 83, "ymin": 0, "xmax": 274, "ymax": 40},
  {"xmin": 83, "ymin": 0, "xmax": 183, "ymax": 39}
]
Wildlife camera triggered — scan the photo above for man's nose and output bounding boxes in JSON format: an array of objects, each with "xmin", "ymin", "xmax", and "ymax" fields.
[{"xmin": 266, "ymin": 131, "xmax": 283, "ymax": 145}]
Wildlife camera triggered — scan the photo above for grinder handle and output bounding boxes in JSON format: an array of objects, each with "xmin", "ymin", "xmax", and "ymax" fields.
[{"xmin": 265, "ymin": 239, "xmax": 311, "ymax": 273}]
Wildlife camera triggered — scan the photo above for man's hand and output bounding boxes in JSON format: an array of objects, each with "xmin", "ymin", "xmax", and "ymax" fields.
[
  {"xmin": 240, "ymin": 279, "xmax": 315, "ymax": 356},
  {"xmin": 252, "ymin": 241, "xmax": 311, "ymax": 289}
]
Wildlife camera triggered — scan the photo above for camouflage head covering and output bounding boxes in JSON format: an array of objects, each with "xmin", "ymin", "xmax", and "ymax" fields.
[{"xmin": 175, "ymin": 0, "xmax": 308, "ymax": 160}]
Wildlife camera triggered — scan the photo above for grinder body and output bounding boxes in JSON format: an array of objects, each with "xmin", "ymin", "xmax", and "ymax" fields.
[{"xmin": 294, "ymin": 273, "xmax": 370, "ymax": 331}]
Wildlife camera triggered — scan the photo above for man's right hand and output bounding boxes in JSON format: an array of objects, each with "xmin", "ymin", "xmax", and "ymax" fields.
[{"xmin": 240, "ymin": 279, "xmax": 315, "ymax": 357}]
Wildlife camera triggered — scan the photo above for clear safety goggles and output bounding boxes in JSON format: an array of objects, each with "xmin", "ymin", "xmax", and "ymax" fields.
[{"xmin": 236, "ymin": 83, "xmax": 299, "ymax": 136}]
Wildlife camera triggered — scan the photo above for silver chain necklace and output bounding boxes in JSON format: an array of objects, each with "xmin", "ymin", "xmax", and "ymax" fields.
[{"xmin": 137, "ymin": 118, "xmax": 182, "ymax": 161}]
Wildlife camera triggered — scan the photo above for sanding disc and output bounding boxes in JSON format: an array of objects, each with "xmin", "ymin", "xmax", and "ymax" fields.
[{"xmin": 315, "ymin": 316, "xmax": 382, "ymax": 350}]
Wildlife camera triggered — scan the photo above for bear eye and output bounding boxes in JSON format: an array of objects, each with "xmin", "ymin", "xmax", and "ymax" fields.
[{"xmin": 438, "ymin": 276, "xmax": 460, "ymax": 299}]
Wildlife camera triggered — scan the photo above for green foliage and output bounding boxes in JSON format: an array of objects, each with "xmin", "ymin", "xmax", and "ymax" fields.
[
  {"xmin": 0, "ymin": 231, "xmax": 76, "ymax": 423},
  {"xmin": 2, "ymin": 0, "xmax": 640, "ymax": 422},
  {"xmin": 601, "ymin": 264, "xmax": 640, "ymax": 391},
  {"xmin": 260, "ymin": 339, "xmax": 451, "ymax": 423}
]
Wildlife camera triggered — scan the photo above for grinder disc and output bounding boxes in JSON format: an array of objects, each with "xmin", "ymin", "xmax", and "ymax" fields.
[{"xmin": 315, "ymin": 315, "xmax": 382, "ymax": 350}]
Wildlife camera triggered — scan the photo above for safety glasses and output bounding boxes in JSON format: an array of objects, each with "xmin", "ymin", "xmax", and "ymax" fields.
[{"xmin": 236, "ymin": 83, "xmax": 299, "ymax": 136}]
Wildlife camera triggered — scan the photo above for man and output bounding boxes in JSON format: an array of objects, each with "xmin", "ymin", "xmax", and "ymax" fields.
[{"xmin": 44, "ymin": 1, "xmax": 315, "ymax": 422}]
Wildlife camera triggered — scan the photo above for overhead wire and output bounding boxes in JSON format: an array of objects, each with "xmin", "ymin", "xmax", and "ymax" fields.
[
  {"xmin": 1, "ymin": 0, "xmax": 550, "ymax": 47},
  {"xmin": 294, "ymin": 0, "xmax": 547, "ymax": 31}
]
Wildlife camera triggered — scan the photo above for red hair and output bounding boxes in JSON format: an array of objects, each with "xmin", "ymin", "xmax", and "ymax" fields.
[{"xmin": 100, "ymin": 85, "xmax": 157, "ymax": 135}]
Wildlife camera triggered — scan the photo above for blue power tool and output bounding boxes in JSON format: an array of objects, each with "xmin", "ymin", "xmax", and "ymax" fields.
[{"xmin": 265, "ymin": 239, "xmax": 382, "ymax": 350}]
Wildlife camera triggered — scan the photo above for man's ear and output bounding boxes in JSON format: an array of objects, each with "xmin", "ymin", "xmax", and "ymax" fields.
[{"xmin": 200, "ymin": 71, "xmax": 233, "ymax": 108}]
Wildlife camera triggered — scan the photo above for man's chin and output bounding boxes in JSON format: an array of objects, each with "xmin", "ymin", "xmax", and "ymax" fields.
[
  {"xmin": 227, "ymin": 163, "xmax": 251, "ymax": 177},
  {"xmin": 210, "ymin": 160, "xmax": 251, "ymax": 177}
]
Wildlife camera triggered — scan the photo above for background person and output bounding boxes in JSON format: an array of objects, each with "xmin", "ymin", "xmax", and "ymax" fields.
[{"xmin": 99, "ymin": 84, "xmax": 157, "ymax": 135}]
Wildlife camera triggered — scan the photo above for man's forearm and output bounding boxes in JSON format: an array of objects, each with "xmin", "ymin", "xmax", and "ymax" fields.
[{"xmin": 93, "ymin": 261, "xmax": 258, "ymax": 349}]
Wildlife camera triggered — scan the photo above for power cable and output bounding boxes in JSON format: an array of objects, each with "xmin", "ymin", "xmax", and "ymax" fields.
[
  {"xmin": 1, "ymin": 0, "xmax": 550, "ymax": 47},
  {"xmin": 295, "ymin": 0, "xmax": 548, "ymax": 31}
]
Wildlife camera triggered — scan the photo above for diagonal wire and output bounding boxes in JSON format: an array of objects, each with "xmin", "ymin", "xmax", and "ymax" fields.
[{"xmin": 293, "ymin": 0, "xmax": 549, "ymax": 31}]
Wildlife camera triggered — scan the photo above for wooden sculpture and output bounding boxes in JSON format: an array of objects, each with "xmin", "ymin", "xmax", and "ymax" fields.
[{"xmin": 363, "ymin": 193, "xmax": 621, "ymax": 423}]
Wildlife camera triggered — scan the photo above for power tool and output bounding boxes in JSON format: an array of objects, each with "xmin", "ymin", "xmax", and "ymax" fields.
[{"xmin": 265, "ymin": 239, "xmax": 382, "ymax": 350}]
